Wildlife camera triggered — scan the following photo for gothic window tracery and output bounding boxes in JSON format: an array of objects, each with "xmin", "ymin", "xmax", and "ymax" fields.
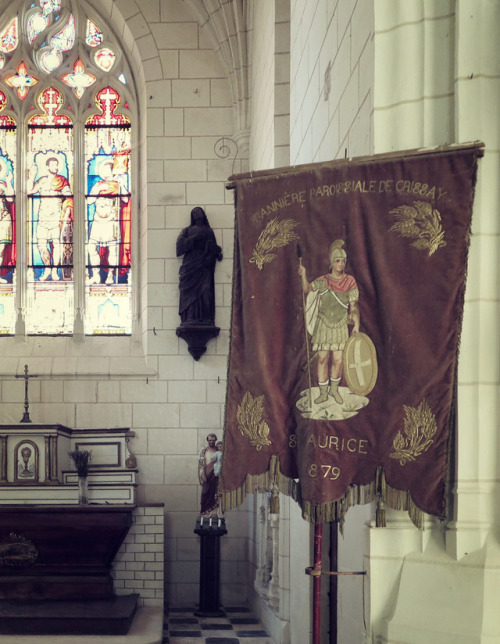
[{"xmin": 0, "ymin": 0, "xmax": 134, "ymax": 335}]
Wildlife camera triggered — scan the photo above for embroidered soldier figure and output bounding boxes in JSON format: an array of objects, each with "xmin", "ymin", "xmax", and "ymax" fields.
[{"xmin": 298, "ymin": 239, "xmax": 360, "ymax": 405}]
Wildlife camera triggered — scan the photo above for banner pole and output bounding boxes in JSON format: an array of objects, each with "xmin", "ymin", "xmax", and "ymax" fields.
[
  {"xmin": 312, "ymin": 523, "xmax": 323, "ymax": 644},
  {"xmin": 225, "ymin": 140, "xmax": 484, "ymax": 188},
  {"xmin": 297, "ymin": 246, "xmax": 313, "ymax": 408},
  {"xmin": 329, "ymin": 521, "xmax": 338, "ymax": 644}
]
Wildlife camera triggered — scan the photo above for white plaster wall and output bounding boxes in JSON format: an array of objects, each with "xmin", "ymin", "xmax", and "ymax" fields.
[{"xmin": 0, "ymin": 0, "xmax": 247, "ymax": 608}]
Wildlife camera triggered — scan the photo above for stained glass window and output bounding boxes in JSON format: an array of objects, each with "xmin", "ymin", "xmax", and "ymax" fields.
[
  {"xmin": 85, "ymin": 87, "xmax": 131, "ymax": 334},
  {"xmin": 38, "ymin": 13, "xmax": 74, "ymax": 73},
  {"xmin": 0, "ymin": 0, "xmax": 134, "ymax": 335},
  {"xmin": 4, "ymin": 61, "xmax": 38, "ymax": 100},
  {"xmin": 94, "ymin": 47, "xmax": 115, "ymax": 72},
  {"xmin": 27, "ymin": 0, "xmax": 62, "ymax": 44},
  {"xmin": 28, "ymin": 11, "xmax": 49, "ymax": 43},
  {"xmin": 26, "ymin": 86, "xmax": 74, "ymax": 334},
  {"xmin": 85, "ymin": 18, "xmax": 102, "ymax": 47},
  {"xmin": 0, "ymin": 17, "xmax": 18, "ymax": 53},
  {"xmin": 61, "ymin": 58, "xmax": 96, "ymax": 98},
  {"xmin": 0, "ymin": 90, "xmax": 16, "ymax": 334}
]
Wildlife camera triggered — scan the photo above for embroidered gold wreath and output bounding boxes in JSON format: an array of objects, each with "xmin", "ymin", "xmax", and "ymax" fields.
[
  {"xmin": 389, "ymin": 201, "xmax": 446, "ymax": 256},
  {"xmin": 250, "ymin": 217, "xmax": 300, "ymax": 270},
  {"xmin": 390, "ymin": 399, "xmax": 438, "ymax": 466},
  {"xmin": 236, "ymin": 391, "xmax": 272, "ymax": 450}
]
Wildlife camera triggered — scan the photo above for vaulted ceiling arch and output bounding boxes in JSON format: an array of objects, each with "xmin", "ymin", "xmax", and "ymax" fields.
[{"xmin": 186, "ymin": 0, "xmax": 250, "ymax": 149}]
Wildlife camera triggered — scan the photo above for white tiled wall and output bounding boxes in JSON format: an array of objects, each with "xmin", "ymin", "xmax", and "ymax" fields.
[{"xmin": 113, "ymin": 505, "xmax": 165, "ymax": 607}]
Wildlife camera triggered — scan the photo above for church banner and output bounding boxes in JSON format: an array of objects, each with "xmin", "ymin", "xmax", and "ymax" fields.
[{"xmin": 221, "ymin": 145, "xmax": 481, "ymax": 526}]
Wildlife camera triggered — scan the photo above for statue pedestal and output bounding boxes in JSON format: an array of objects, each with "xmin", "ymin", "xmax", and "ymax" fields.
[
  {"xmin": 194, "ymin": 517, "xmax": 227, "ymax": 616},
  {"xmin": 176, "ymin": 324, "xmax": 220, "ymax": 360}
]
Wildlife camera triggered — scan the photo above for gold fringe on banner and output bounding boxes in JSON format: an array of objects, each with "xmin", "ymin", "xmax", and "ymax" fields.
[
  {"xmin": 220, "ymin": 455, "xmax": 300, "ymax": 514},
  {"xmin": 221, "ymin": 460, "xmax": 426, "ymax": 529}
]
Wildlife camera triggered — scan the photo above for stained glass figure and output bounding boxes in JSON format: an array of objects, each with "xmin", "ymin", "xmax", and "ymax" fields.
[
  {"xmin": 85, "ymin": 87, "xmax": 131, "ymax": 334},
  {"xmin": 85, "ymin": 18, "xmax": 103, "ymax": 47},
  {"xmin": 94, "ymin": 47, "xmax": 115, "ymax": 72},
  {"xmin": 61, "ymin": 58, "xmax": 96, "ymax": 99},
  {"xmin": 0, "ymin": 90, "xmax": 16, "ymax": 334},
  {"xmin": 26, "ymin": 86, "xmax": 73, "ymax": 334},
  {"xmin": 5, "ymin": 61, "xmax": 38, "ymax": 100},
  {"xmin": 0, "ymin": 17, "xmax": 18, "ymax": 53}
]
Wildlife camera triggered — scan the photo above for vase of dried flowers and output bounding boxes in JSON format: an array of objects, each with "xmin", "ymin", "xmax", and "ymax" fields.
[
  {"xmin": 69, "ymin": 450, "xmax": 92, "ymax": 505},
  {"xmin": 78, "ymin": 475, "xmax": 89, "ymax": 505}
]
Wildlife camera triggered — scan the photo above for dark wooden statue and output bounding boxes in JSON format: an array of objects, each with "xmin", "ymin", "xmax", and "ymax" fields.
[{"xmin": 176, "ymin": 207, "xmax": 222, "ymax": 359}]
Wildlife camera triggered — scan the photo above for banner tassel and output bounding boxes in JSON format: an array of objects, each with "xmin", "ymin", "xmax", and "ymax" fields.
[
  {"xmin": 221, "ymin": 460, "xmax": 427, "ymax": 530},
  {"xmin": 376, "ymin": 500, "xmax": 386, "ymax": 528},
  {"xmin": 375, "ymin": 467, "xmax": 386, "ymax": 527},
  {"xmin": 270, "ymin": 454, "xmax": 280, "ymax": 514}
]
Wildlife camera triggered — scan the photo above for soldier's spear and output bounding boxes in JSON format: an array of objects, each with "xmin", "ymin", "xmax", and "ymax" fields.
[{"xmin": 297, "ymin": 244, "xmax": 313, "ymax": 409}]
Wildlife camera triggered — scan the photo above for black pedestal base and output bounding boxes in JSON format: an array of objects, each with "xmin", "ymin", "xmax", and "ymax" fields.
[
  {"xmin": 194, "ymin": 517, "xmax": 227, "ymax": 616},
  {"xmin": 0, "ymin": 594, "xmax": 139, "ymax": 635},
  {"xmin": 176, "ymin": 324, "xmax": 220, "ymax": 360}
]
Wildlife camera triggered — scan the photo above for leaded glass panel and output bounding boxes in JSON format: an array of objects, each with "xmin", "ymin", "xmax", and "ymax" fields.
[
  {"xmin": 61, "ymin": 58, "xmax": 96, "ymax": 99},
  {"xmin": 26, "ymin": 86, "xmax": 74, "ymax": 334},
  {"xmin": 0, "ymin": 90, "xmax": 16, "ymax": 334},
  {"xmin": 94, "ymin": 47, "xmax": 115, "ymax": 72},
  {"xmin": 85, "ymin": 18, "xmax": 102, "ymax": 47},
  {"xmin": 84, "ymin": 86, "xmax": 131, "ymax": 334},
  {"xmin": 0, "ymin": 17, "xmax": 18, "ymax": 53}
]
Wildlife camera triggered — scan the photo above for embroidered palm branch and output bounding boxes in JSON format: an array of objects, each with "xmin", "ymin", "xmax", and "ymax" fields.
[
  {"xmin": 236, "ymin": 391, "xmax": 272, "ymax": 450},
  {"xmin": 390, "ymin": 399, "xmax": 438, "ymax": 466},
  {"xmin": 250, "ymin": 217, "xmax": 300, "ymax": 270},
  {"xmin": 389, "ymin": 201, "xmax": 446, "ymax": 256}
]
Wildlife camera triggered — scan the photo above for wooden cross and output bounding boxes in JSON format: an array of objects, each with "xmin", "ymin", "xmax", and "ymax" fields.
[{"xmin": 15, "ymin": 364, "xmax": 39, "ymax": 423}]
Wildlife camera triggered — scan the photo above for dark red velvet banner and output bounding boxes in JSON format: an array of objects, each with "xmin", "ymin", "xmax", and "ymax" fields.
[{"xmin": 221, "ymin": 147, "xmax": 480, "ymax": 524}]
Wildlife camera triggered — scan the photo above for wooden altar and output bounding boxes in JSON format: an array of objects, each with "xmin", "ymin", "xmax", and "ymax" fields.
[{"xmin": 0, "ymin": 505, "xmax": 134, "ymax": 600}]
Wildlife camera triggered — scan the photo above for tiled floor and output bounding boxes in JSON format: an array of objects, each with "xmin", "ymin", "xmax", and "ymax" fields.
[{"xmin": 163, "ymin": 607, "xmax": 274, "ymax": 644}]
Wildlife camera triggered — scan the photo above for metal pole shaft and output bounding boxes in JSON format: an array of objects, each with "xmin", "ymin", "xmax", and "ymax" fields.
[
  {"xmin": 299, "ymin": 257, "xmax": 313, "ymax": 408},
  {"xmin": 312, "ymin": 523, "xmax": 323, "ymax": 644},
  {"xmin": 329, "ymin": 521, "xmax": 338, "ymax": 644}
]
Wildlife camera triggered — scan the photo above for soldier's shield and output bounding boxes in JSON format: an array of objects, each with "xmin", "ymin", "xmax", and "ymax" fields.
[{"xmin": 343, "ymin": 332, "xmax": 378, "ymax": 396}]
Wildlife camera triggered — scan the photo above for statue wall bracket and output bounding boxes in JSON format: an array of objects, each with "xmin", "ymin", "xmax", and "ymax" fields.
[{"xmin": 176, "ymin": 324, "xmax": 220, "ymax": 361}]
